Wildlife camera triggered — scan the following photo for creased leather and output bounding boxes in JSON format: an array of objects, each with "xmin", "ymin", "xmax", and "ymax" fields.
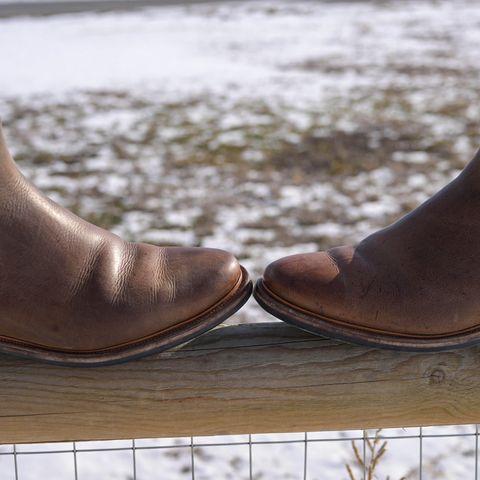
[
  {"xmin": 0, "ymin": 125, "xmax": 241, "ymax": 351},
  {"xmin": 263, "ymin": 150, "xmax": 480, "ymax": 338}
]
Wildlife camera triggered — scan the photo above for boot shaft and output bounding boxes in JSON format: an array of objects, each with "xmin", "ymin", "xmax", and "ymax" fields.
[{"xmin": 0, "ymin": 124, "xmax": 24, "ymax": 191}]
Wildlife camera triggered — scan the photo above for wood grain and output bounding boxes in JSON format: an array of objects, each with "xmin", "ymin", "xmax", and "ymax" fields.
[{"xmin": 0, "ymin": 322, "xmax": 479, "ymax": 444}]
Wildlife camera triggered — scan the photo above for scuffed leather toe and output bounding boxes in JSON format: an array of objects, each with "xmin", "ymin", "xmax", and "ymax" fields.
[
  {"xmin": 263, "ymin": 247, "xmax": 357, "ymax": 321},
  {"xmin": 159, "ymin": 247, "xmax": 243, "ymax": 317},
  {"xmin": 92, "ymin": 245, "xmax": 244, "ymax": 350}
]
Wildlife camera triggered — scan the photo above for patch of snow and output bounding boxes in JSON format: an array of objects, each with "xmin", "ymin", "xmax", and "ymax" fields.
[{"xmin": 393, "ymin": 151, "xmax": 431, "ymax": 164}]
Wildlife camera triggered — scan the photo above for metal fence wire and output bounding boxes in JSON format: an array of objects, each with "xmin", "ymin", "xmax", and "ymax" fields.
[{"xmin": 1, "ymin": 425, "xmax": 479, "ymax": 480}]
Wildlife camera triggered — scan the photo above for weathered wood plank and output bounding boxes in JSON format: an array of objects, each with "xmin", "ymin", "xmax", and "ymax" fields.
[{"xmin": 0, "ymin": 322, "xmax": 479, "ymax": 444}]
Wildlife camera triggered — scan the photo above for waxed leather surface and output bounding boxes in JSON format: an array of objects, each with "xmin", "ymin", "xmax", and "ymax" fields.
[
  {"xmin": 264, "ymin": 150, "xmax": 480, "ymax": 337},
  {"xmin": 0, "ymin": 126, "xmax": 241, "ymax": 351}
]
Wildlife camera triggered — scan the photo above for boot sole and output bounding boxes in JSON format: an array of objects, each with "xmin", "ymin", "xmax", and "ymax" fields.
[
  {"xmin": 0, "ymin": 267, "xmax": 252, "ymax": 367},
  {"xmin": 254, "ymin": 277, "xmax": 480, "ymax": 352}
]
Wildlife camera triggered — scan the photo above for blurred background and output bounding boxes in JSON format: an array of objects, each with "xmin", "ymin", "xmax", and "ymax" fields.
[{"xmin": 0, "ymin": 0, "xmax": 480, "ymax": 478}]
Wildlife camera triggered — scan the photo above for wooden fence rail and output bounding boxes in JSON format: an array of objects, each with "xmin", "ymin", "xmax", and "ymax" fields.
[{"xmin": 0, "ymin": 322, "xmax": 479, "ymax": 444}]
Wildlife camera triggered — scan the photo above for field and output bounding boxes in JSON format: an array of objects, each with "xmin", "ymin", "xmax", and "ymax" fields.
[{"xmin": 1, "ymin": 0, "xmax": 480, "ymax": 477}]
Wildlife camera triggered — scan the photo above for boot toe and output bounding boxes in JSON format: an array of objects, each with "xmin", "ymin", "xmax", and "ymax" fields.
[
  {"xmin": 263, "ymin": 247, "xmax": 355, "ymax": 319},
  {"xmin": 164, "ymin": 247, "xmax": 243, "ymax": 316},
  {"xmin": 67, "ymin": 245, "xmax": 244, "ymax": 351}
]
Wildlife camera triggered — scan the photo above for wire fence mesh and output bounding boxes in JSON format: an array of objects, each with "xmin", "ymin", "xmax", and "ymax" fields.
[{"xmin": 1, "ymin": 425, "xmax": 478, "ymax": 479}]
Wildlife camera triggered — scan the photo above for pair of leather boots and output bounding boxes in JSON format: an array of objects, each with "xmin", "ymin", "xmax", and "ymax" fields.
[{"xmin": 1, "ymin": 124, "xmax": 479, "ymax": 366}]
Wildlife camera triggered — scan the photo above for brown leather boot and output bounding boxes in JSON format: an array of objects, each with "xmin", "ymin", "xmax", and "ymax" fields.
[
  {"xmin": 0, "ymin": 125, "xmax": 251, "ymax": 365},
  {"xmin": 255, "ymin": 150, "xmax": 480, "ymax": 351}
]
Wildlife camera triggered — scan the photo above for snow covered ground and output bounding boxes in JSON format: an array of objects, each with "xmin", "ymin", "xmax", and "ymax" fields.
[
  {"xmin": 1, "ymin": 0, "xmax": 479, "ymax": 98},
  {"xmin": 1, "ymin": 0, "xmax": 480, "ymax": 478}
]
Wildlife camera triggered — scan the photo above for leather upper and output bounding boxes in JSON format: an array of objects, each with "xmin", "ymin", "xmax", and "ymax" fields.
[
  {"xmin": 0, "ymin": 126, "xmax": 241, "ymax": 351},
  {"xmin": 264, "ymin": 153, "xmax": 480, "ymax": 337}
]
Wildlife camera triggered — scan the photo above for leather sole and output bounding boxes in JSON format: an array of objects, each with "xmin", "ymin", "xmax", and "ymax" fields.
[
  {"xmin": 0, "ymin": 267, "xmax": 252, "ymax": 367},
  {"xmin": 254, "ymin": 277, "xmax": 480, "ymax": 352}
]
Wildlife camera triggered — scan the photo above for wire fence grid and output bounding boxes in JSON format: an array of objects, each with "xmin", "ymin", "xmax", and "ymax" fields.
[{"xmin": 1, "ymin": 425, "xmax": 479, "ymax": 480}]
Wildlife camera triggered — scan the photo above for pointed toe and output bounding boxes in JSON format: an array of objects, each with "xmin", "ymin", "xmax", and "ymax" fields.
[
  {"xmin": 262, "ymin": 249, "xmax": 353, "ymax": 317},
  {"xmin": 158, "ymin": 247, "xmax": 244, "ymax": 319}
]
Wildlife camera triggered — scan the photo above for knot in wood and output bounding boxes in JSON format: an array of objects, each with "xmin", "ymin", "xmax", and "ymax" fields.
[{"xmin": 429, "ymin": 368, "xmax": 446, "ymax": 385}]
